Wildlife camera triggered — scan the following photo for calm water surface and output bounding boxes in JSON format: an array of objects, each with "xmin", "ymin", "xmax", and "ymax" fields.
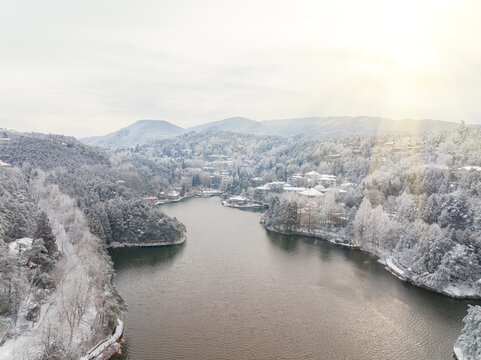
[{"xmin": 111, "ymin": 197, "xmax": 477, "ymax": 360}]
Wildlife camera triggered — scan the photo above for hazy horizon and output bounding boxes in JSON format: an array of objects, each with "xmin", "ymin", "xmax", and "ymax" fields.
[
  {"xmin": 0, "ymin": 115, "xmax": 469, "ymax": 139},
  {"xmin": 1, "ymin": 0, "xmax": 481, "ymax": 137}
]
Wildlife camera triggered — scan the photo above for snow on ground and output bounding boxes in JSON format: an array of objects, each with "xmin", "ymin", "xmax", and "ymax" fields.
[
  {"xmin": 1, "ymin": 183, "xmax": 109, "ymax": 359},
  {"xmin": 385, "ymin": 257, "xmax": 406, "ymax": 278},
  {"xmin": 8, "ymin": 237, "xmax": 33, "ymax": 255},
  {"xmin": 444, "ymin": 285, "xmax": 478, "ymax": 298},
  {"xmin": 80, "ymin": 320, "xmax": 123, "ymax": 360},
  {"xmin": 454, "ymin": 346, "xmax": 465, "ymax": 360},
  {"xmin": 0, "ymin": 336, "xmax": 25, "ymax": 360},
  {"xmin": 0, "ymin": 318, "xmax": 46, "ymax": 359}
]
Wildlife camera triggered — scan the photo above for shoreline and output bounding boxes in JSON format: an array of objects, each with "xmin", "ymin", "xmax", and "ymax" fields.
[
  {"xmin": 453, "ymin": 347, "xmax": 463, "ymax": 360},
  {"xmin": 264, "ymin": 225, "xmax": 359, "ymax": 249},
  {"xmin": 107, "ymin": 236, "xmax": 186, "ymax": 249},
  {"xmin": 80, "ymin": 319, "xmax": 124, "ymax": 360},
  {"xmin": 105, "ymin": 198, "xmax": 479, "ymax": 360},
  {"xmin": 264, "ymin": 225, "xmax": 480, "ymax": 300},
  {"xmin": 382, "ymin": 258, "xmax": 481, "ymax": 300}
]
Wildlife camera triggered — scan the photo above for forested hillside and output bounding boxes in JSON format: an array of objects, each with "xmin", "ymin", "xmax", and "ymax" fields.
[
  {"xmin": 355, "ymin": 125, "xmax": 481, "ymax": 298},
  {"xmin": 0, "ymin": 131, "xmax": 185, "ymax": 359},
  {"xmin": 106, "ymin": 126, "xmax": 481, "ymax": 300},
  {"xmin": 455, "ymin": 305, "xmax": 481, "ymax": 359},
  {"xmin": 0, "ymin": 132, "xmax": 186, "ymax": 246},
  {"xmin": 1, "ymin": 125, "xmax": 479, "ymax": 358},
  {"xmin": 262, "ymin": 124, "xmax": 481, "ymax": 299}
]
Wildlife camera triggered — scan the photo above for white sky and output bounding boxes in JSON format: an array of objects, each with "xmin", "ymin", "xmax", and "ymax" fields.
[{"xmin": 1, "ymin": 0, "xmax": 480, "ymax": 137}]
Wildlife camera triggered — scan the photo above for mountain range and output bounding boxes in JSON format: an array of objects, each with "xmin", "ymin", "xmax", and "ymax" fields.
[{"xmin": 81, "ymin": 116, "xmax": 467, "ymax": 147}]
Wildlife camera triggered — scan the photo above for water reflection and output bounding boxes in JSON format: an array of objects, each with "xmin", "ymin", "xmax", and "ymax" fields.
[
  {"xmin": 110, "ymin": 243, "xmax": 185, "ymax": 271},
  {"xmin": 265, "ymin": 231, "xmax": 299, "ymax": 252},
  {"xmin": 111, "ymin": 197, "xmax": 479, "ymax": 360}
]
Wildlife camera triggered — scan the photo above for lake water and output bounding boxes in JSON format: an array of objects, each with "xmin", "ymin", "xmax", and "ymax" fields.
[{"xmin": 111, "ymin": 197, "xmax": 477, "ymax": 360}]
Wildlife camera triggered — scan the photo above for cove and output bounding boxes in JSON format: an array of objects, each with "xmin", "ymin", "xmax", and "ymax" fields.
[{"xmin": 110, "ymin": 197, "xmax": 478, "ymax": 360}]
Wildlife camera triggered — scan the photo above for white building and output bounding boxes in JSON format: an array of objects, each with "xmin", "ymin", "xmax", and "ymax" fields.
[
  {"xmin": 299, "ymin": 188, "xmax": 324, "ymax": 198},
  {"xmin": 314, "ymin": 184, "xmax": 327, "ymax": 193},
  {"xmin": 268, "ymin": 181, "xmax": 286, "ymax": 192},
  {"xmin": 319, "ymin": 174, "xmax": 336, "ymax": 187},
  {"xmin": 290, "ymin": 173, "xmax": 308, "ymax": 187}
]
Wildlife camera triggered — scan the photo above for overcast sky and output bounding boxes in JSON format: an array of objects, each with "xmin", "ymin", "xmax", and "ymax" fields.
[{"xmin": 1, "ymin": 0, "xmax": 480, "ymax": 137}]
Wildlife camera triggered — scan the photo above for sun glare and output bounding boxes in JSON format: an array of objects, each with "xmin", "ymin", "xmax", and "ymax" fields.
[{"xmin": 341, "ymin": 0, "xmax": 438, "ymax": 71}]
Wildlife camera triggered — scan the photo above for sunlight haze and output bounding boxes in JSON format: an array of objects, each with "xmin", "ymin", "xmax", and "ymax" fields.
[{"xmin": 1, "ymin": 0, "xmax": 480, "ymax": 136}]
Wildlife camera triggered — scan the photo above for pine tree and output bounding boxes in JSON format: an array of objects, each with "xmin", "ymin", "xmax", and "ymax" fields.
[{"xmin": 34, "ymin": 211, "xmax": 57, "ymax": 256}]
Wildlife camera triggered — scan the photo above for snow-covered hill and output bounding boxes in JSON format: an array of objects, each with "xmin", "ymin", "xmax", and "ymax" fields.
[
  {"xmin": 82, "ymin": 119, "xmax": 185, "ymax": 147},
  {"xmin": 81, "ymin": 116, "xmax": 466, "ymax": 147}
]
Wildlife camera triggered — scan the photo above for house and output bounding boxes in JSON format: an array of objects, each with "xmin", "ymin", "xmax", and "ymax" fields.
[
  {"xmin": 167, "ymin": 191, "xmax": 180, "ymax": 200},
  {"xmin": 304, "ymin": 171, "xmax": 337, "ymax": 187},
  {"xmin": 304, "ymin": 170, "xmax": 321, "ymax": 178},
  {"xmin": 227, "ymin": 196, "xmax": 247, "ymax": 206},
  {"xmin": 255, "ymin": 184, "xmax": 271, "ymax": 192},
  {"xmin": 289, "ymin": 173, "xmax": 307, "ymax": 187},
  {"xmin": 304, "ymin": 171, "xmax": 321, "ymax": 185},
  {"xmin": 319, "ymin": 174, "xmax": 337, "ymax": 187},
  {"xmin": 251, "ymin": 177, "xmax": 264, "ymax": 186},
  {"xmin": 314, "ymin": 184, "xmax": 327, "ymax": 193},
  {"xmin": 299, "ymin": 188, "xmax": 323, "ymax": 198},
  {"xmin": 142, "ymin": 195, "xmax": 157, "ymax": 200},
  {"xmin": 210, "ymin": 173, "xmax": 229, "ymax": 188},
  {"xmin": 267, "ymin": 181, "xmax": 286, "ymax": 192}
]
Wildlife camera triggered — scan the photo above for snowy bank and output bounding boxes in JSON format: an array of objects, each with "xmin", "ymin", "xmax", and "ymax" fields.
[
  {"xmin": 384, "ymin": 257, "xmax": 480, "ymax": 300},
  {"xmin": 107, "ymin": 236, "xmax": 186, "ymax": 249},
  {"xmin": 264, "ymin": 225, "xmax": 358, "ymax": 248},
  {"xmin": 266, "ymin": 225, "xmax": 480, "ymax": 300},
  {"xmin": 453, "ymin": 305, "xmax": 481, "ymax": 360},
  {"xmin": 80, "ymin": 319, "xmax": 124, "ymax": 360},
  {"xmin": 384, "ymin": 257, "xmax": 406, "ymax": 280},
  {"xmin": 454, "ymin": 347, "xmax": 465, "ymax": 360}
]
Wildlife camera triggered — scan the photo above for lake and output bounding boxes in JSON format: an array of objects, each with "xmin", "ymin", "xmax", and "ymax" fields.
[{"xmin": 110, "ymin": 197, "xmax": 476, "ymax": 360}]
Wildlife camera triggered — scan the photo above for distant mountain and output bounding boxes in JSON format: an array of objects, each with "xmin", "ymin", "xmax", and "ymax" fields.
[
  {"xmin": 189, "ymin": 116, "xmax": 267, "ymax": 134},
  {"xmin": 193, "ymin": 116, "xmax": 463, "ymax": 139},
  {"xmin": 260, "ymin": 116, "xmax": 463, "ymax": 139},
  {"xmin": 81, "ymin": 116, "xmax": 467, "ymax": 147},
  {"xmin": 82, "ymin": 120, "xmax": 185, "ymax": 147}
]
